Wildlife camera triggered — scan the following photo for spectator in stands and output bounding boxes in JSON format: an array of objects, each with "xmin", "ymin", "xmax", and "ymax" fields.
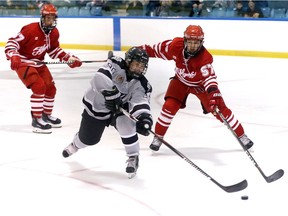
[
  {"xmin": 188, "ymin": 0, "xmax": 203, "ymax": 17},
  {"xmin": 86, "ymin": 0, "xmax": 103, "ymax": 8},
  {"xmin": 86, "ymin": 0, "xmax": 110, "ymax": 15},
  {"xmin": 126, "ymin": 0, "xmax": 143, "ymax": 16},
  {"xmin": 86, "ymin": 0, "xmax": 109, "ymax": 10},
  {"xmin": 170, "ymin": 0, "xmax": 183, "ymax": 13},
  {"xmin": 145, "ymin": 0, "xmax": 161, "ymax": 16},
  {"xmin": 211, "ymin": 0, "xmax": 228, "ymax": 9},
  {"xmin": 159, "ymin": 0, "xmax": 171, "ymax": 16},
  {"xmin": 76, "ymin": 0, "xmax": 89, "ymax": 7},
  {"xmin": 255, "ymin": 1, "xmax": 268, "ymax": 8},
  {"xmin": 235, "ymin": 0, "xmax": 246, "ymax": 17},
  {"xmin": 244, "ymin": 0, "xmax": 263, "ymax": 18}
]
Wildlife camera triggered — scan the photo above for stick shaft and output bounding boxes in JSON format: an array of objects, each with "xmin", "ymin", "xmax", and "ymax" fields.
[
  {"xmin": 120, "ymin": 107, "xmax": 248, "ymax": 192},
  {"xmin": 36, "ymin": 60, "xmax": 107, "ymax": 65},
  {"xmin": 215, "ymin": 108, "xmax": 284, "ymax": 183}
]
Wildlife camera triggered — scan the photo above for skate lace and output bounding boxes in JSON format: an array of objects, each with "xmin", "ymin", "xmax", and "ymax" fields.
[
  {"xmin": 126, "ymin": 157, "xmax": 137, "ymax": 168},
  {"xmin": 152, "ymin": 136, "xmax": 162, "ymax": 146},
  {"xmin": 37, "ymin": 118, "xmax": 49, "ymax": 126},
  {"xmin": 240, "ymin": 135, "xmax": 250, "ymax": 145},
  {"xmin": 47, "ymin": 115, "xmax": 58, "ymax": 121}
]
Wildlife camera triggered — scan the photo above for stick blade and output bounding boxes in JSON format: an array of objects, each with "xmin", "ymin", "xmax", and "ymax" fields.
[
  {"xmin": 266, "ymin": 169, "xmax": 284, "ymax": 183},
  {"xmin": 221, "ymin": 179, "xmax": 248, "ymax": 193}
]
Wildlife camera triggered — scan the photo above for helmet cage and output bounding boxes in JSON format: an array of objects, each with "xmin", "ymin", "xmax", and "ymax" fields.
[
  {"xmin": 40, "ymin": 4, "xmax": 58, "ymax": 32},
  {"xmin": 183, "ymin": 25, "xmax": 204, "ymax": 57},
  {"xmin": 125, "ymin": 47, "xmax": 149, "ymax": 79}
]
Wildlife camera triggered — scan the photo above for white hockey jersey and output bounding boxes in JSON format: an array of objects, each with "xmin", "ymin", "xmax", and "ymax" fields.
[{"xmin": 82, "ymin": 55, "xmax": 152, "ymax": 121}]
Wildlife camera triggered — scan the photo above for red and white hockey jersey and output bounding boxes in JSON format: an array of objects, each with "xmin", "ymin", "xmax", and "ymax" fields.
[
  {"xmin": 4, "ymin": 22, "xmax": 68, "ymax": 67},
  {"xmin": 141, "ymin": 37, "xmax": 218, "ymax": 91}
]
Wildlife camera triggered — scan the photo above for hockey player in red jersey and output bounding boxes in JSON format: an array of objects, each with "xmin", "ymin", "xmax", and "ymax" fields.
[
  {"xmin": 4, "ymin": 3, "xmax": 82, "ymax": 134},
  {"xmin": 139, "ymin": 25, "xmax": 254, "ymax": 151}
]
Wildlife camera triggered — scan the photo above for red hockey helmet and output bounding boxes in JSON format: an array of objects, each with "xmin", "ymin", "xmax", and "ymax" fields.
[
  {"xmin": 184, "ymin": 25, "xmax": 204, "ymax": 41},
  {"xmin": 183, "ymin": 25, "xmax": 204, "ymax": 57},
  {"xmin": 40, "ymin": 3, "xmax": 58, "ymax": 16},
  {"xmin": 40, "ymin": 3, "xmax": 58, "ymax": 33}
]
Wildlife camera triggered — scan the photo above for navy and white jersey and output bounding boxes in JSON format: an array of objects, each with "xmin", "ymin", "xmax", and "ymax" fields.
[{"xmin": 82, "ymin": 55, "xmax": 152, "ymax": 120}]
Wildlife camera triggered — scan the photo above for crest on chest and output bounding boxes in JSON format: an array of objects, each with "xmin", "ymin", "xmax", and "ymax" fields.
[{"xmin": 114, "ymin": 74, "xmax": 125, "ymax": 84}]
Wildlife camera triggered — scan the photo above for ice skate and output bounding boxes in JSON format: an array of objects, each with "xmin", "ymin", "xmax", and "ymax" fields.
[
  {"xmin": 42, "ymin": 113, "xmax": 62, "ymax": 128},
  {"xmin": 32, "ymin": 116, "xmax": 52, "ymax": 134},
  {"xmin": 62, "ymin": 142, "xmax": 78, "ymax": 158},
  {"xmin": 126, "ymin": 155, "xmax": 139, "ymax": 179},
  {"xmin": 239, "ymin": 134, "xmax": 254, "ymax": 150},
  {"xmin": 149, "ymin": 135, "xmax": 163, "ymax": 151}
]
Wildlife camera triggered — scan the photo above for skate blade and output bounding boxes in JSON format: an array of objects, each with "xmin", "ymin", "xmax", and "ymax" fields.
[
  {"xmin": 50, "ymin": 124, "xmax": 62, "ymax": 128},
  {"xmin": 128, "ymin": 172, "xmax": 137, "ymax": 179},
  {"xmin": 32, "ymin": 127, "xmax": 52, "ymax": 134}
]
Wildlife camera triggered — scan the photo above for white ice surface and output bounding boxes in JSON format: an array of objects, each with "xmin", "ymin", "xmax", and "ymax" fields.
[{"xmin": 0, "ymin": 49, "xmax": 287, "ymax": 216}]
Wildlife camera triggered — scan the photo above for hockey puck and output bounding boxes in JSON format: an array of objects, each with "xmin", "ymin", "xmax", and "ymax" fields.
[{"xmin": 241, "ymin": 195, "xmax": 248, "ymax": 200}]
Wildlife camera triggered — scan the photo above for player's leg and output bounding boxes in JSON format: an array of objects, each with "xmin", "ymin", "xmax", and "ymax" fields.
[
  {"xmin": 16, "ymin": 66, "xmax": 52, "ymax": 133},
  {"xmin": 198, "ymin": 92, "xmax": 253, "ymax": 149},
  {"xmin": 115, "ymin": 115, "xmax": 139, "ymax": 178},
  {"xmin": 39, "ymin": 65, "xmax": 61, "ymax": 128},
  {"xmin": 62, "ymin": 109, "xmax": 108, "ymax": 157},
  {"xmin": 150, "ymin": 78, "xmax": 188, "ymax": 151}
]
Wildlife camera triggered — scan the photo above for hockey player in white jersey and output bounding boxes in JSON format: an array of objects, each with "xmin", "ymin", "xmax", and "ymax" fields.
[{"xmin": 62, "ymin": 47, "xmax": 153, "ymax": 178}]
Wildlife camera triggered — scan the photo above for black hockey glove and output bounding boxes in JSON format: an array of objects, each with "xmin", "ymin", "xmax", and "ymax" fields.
[
  {"xmin": 102, "ymin": 86, "xmax": 122, "ymax": 113},
  {"xmin": 136, "ymin": 113, "xmax": 153, "ymax": 136}
]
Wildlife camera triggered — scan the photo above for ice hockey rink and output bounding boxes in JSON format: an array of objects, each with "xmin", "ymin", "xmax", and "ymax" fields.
[{"xmin": 0, "ymin": 48, "xmax": 287, "ymax": 216}]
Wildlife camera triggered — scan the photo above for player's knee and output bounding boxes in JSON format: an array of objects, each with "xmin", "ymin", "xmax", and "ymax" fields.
[
  {"xmin": 19, "ymin": 67, "xmax": 39, "ymax": 87},
  {"xmin": 215, "ymin": 107, "xmax": 231, "ymax": 121},
  {"xmin": 163, "ymin": 98, "xmax": 182, "ymax": 114},
  {"xmin": 29, "ymin": 78, "xmax": 46, "ymax": 95},
  {"xmin": 45, "ymin": 83, "xmax": 57, "ymax": 97}
]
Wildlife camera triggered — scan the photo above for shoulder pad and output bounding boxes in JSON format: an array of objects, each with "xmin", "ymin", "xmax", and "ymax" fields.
[
  {"xmin": 138, "ymin": 76, "xmax": 152, "ymax": 94},
  {"xmin": 110, "ymin": 56, "xmax": 126, "ymax": 70}
]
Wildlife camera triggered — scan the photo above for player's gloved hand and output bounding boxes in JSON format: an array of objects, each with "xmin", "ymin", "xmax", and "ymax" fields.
[
  {"xmin": 136, "ymin": 113, "xmax": 153, "ymax": 136},
  {"xmin": 102, "ymin": 86, "xmax": 122, "ymax": 113},
  {"xmin": 207, "ymin": 87, "xmax": 224, "ymax": 112},
  {"xmin": 10, "ymin": 50, "xmax": 22, "ymax": 70},
  {"xmin": 62, "ymin": 54, "xmax": 82, "ymax": 68}
]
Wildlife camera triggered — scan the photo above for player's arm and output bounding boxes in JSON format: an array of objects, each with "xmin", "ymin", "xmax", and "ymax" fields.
[
  {"xmin": 139, "ymin": 39, "xmax": 174, "ymax": 60},
  {"xmin": 5, "ymin": 31, "xmax": 27, "ymax": 70},
  {"xmin": 128, "ymin": 77, "xmax": 153, "ymax": 136},
  {"xmin": 201, "ymin": 63, "xmax": 224, "ymax": 112},
  {"xmin": 48, "ymin": 29, "xmax": 82, "ymax": 68}
]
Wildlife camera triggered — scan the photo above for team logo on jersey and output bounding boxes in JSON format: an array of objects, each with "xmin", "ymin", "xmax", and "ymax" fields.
[
  {"xmin": 32, "ymin": 44, "xmax": 49, "ymax": 56},
  {"xmin": 175, "ymin": 67, "xmax": 196, "ymax": 79},
  {"xmin": 115, "ymin": 75, "xmax": 124, "ymax": 84}
]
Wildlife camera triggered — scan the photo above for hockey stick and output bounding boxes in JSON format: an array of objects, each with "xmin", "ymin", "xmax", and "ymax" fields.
[
  {"xmin": 35, "ymin": 51, "xmax": 114, "ymax": 65},
  {"xmin": 36, "ymin": 60, "xmax": 107, "ymax": 65},
  {"xmin": 214, "ymin": 108, "xmax": 284, "ymax": 183},
  {"xmin": 120, "ymin": 107, "xmax": 248, "ymax": 193}
]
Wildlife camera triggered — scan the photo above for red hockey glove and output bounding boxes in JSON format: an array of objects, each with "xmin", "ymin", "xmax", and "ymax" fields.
[
  {"xmin": 207, "ymin": 87, "xmax": 224, "ymax": 112},
  {"xmin": 62, "ymin": 54, "xmax": 82, "ymax": 68},
  {"xmin": 10, "ymin": 51, "xmax": 21, "ymax": 70}
]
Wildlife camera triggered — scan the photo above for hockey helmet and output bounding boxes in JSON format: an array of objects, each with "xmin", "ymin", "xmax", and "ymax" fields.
[
  {"xmin": 183, "ymin": 25, "xmax": 204, "ymax": 57},
  {"xmin": 125, "ymin": 47, "xmax": 149, "ymax": 79},
  {"xmin": 40, "ymin": 3, "xmax": 58, "ymax": 32}
]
